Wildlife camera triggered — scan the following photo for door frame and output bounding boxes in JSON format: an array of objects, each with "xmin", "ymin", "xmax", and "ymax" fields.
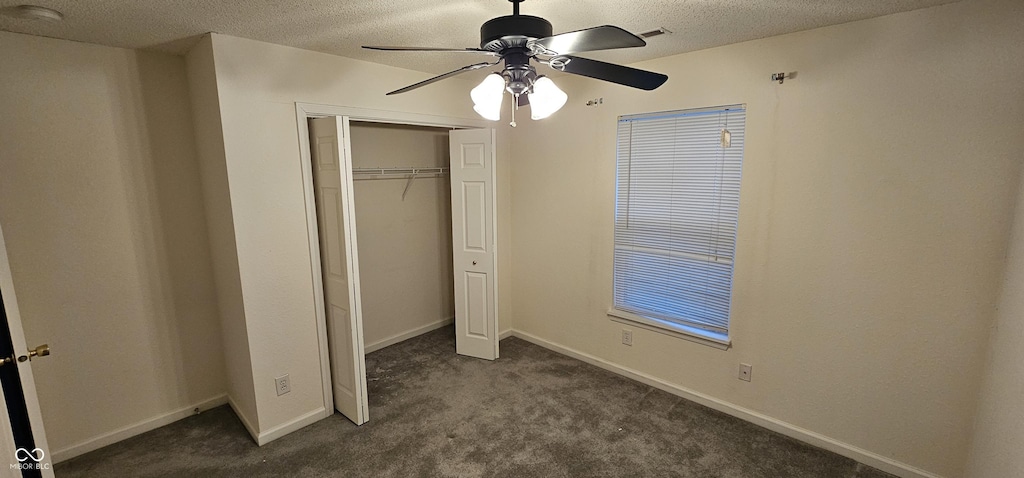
[{"xmin": 294, "ymin": 104, "xmax": 497, "ymax": 420}]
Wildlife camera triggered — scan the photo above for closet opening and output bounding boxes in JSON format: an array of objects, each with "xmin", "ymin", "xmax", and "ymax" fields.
[
  {"xmin": 346, "ymin": 121, "xmax": 456, "ymax": 355},
  {"xmin": 296, "ymin": 105, "xmax": 499, "ymax": 427}
]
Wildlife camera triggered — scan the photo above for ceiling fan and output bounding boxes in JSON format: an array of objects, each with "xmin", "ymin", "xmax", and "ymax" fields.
[{"xmin": 363, "ymin": 0, "xmax": 668, "ymax": 124}]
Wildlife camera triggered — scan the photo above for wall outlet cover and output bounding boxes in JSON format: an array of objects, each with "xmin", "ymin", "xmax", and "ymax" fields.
[{"xmin": 275, "ymin": 374, "xmax": 291, "ymax": 396}]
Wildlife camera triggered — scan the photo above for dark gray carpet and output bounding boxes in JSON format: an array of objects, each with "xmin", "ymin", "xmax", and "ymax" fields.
[{"xmin": 56, "ymin": 327, "xmax": 892, "ymax": 477}]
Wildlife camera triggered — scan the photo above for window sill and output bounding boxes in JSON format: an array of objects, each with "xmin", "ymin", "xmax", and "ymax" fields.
[{"xmin": 607, "ymin": 309, "xmax": 731, "ymax": 350}]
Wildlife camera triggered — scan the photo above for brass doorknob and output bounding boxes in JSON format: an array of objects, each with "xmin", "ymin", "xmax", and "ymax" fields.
[
  {"xmin": 16, "ymin": 344, "xmax": 50, "ymax": 363},
  {"xmin": 1, "ymin": 344, "xmax": 49, "ymax": 366}
]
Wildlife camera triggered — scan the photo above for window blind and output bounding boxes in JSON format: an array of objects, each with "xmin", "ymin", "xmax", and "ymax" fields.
[{"xmin": 613, "ymin": 105, "xmax": 745, "ymax": 334}]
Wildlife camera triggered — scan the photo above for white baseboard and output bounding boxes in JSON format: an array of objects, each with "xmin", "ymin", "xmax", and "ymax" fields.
[
  {"xmin": 510, "ymin": 330, "xmax": 943, "ymax": 478},
  {"xmin": 499, "ymin": 328, "xmax": 513, "ymax": 340},
  {"xmin": 227, "ymin": 396, "xmax": 325, "ymax": 446},
  {"xmin": 256, "ymin": 407, "xmax": 327, "ymax": 446},
  {"xmin": 52, "ymin": 394, "xmax": 228, "ymax": 463},
  {"xmin": 364, "ymin": 317, "xmax": 455, "ymax": 354},
  {"xmin": 227, "ymin": 396, "xmax": 260, "ymax": 444}
]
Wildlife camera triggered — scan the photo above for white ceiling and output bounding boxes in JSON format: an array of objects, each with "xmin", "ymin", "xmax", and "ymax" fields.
[{"xmin": 1, "ymin": 0, "xmax": 958, "ymax": 75}]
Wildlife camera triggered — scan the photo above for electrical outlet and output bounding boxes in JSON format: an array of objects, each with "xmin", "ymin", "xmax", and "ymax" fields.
[
  {"xmin": 275, "ymin": 374, "xmax": 291, "ymax": 396},
  {"xmin": 621, "ymin": 330, "xmax": 633, "ymax": 346},
  {"xmin": 738, "ymin": 363, "xmax": 752, "ymax": 382}
]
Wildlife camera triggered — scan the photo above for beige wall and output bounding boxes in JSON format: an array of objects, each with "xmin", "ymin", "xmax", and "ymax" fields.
[
  {"xmin": 201, "ymin": 33, "xmax": 513, "ymax": 436},
  {"xmin": 0, "ymin": 32, "xmax": 226, "ymax": 455},
  {"xmin": 349, "ymin": 123, "xmax": 455, "ymax": 347},
  {"xmin": 184, "ymin": 36, "xmax": 259, "ymax": 432},
  {"xmin": 508, "ymin": 1, "xmax": 1024, "ymax": 476},
  {"xmin": 966, "ymin": 166, "xmax": 1024, "ymax": 477}
]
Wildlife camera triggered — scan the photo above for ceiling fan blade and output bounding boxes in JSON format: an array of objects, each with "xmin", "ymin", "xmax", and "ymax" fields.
[
  {"xmin": 550, "ymin": 56, "xmax": 667, "ymax": 91},
  {"xmin": 386, "ymin": 62, "xmax": 495, "ymax": 95},
  {"xmin": 531, "ymin": 25, "xmax": 645, "ymax": 55},
  {"xmin": 363, "ymin": 45, "xmax": 498, "ymax": 56},
  {"xmin": 517, "ymin": 94, "xmax": 530, "ymax": 107}
]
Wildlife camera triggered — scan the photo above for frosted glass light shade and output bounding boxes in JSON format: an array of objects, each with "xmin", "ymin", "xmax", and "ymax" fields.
[
  {"xmin": 470, "ymin": 73, "xmax": 505, "ymax": 121},
  {"xmin": 529, "ymin": 76, "xmax": 567, "ymax": 120}
]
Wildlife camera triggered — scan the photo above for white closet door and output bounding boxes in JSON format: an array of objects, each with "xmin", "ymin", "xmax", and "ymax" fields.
[
  {"xmin": 309, "ymin": 117, "xmax": 368, "ymax": 425},
  {"xmin": 449, "ymin": 128, "xmax": 499, "ymax": 360}
]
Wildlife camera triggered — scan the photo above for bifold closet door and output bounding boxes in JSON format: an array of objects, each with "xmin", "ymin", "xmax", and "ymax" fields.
[
  {"xmin": 309, "ymin": 116, "xmax": 368, "ymax": 425},
  {"xmin": 449, "ymin": 128, "xmax": 499, "ymax": 361}
]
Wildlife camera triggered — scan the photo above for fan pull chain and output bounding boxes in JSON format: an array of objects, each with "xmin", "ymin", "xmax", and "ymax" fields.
[{"xmin": 510, "ymin": 94, "xmax": 518, "ymax": 127}]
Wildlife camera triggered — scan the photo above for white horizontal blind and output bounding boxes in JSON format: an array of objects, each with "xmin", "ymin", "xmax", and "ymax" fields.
[{"xmin": 614, "ymin": 105, "xmax": 745, "ymax": 334}]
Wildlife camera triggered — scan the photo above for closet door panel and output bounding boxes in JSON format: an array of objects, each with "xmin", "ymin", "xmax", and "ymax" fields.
[
  {"xmin": 310, "ymin": 116, "xmax": 368, "ymax": 425},
  {"xmin": 450, "ymin": 128, "xmax": 498, "ymax": 360}
]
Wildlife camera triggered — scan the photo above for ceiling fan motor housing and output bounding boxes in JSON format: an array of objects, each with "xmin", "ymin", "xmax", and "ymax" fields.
[
  {"xmin": 502, "ymin": 57, "xmax": 536, "ymax": 96},
  {"xmin": 480, "ymin": 15, "xmax": 552, "ymax": 50}
]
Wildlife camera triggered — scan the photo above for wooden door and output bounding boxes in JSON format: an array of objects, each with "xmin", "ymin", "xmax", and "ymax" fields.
[{"xmin": 0, "ymin": 223, "xmax": 54, "ymax": 477}]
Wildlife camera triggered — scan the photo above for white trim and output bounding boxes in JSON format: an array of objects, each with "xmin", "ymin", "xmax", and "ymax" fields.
[
  {"xmin": 608, "ymin": 309, "xmax": 730, "ymax": 350},
  {"xmin": 364, "ymin": 317, "xmax": 455, "ymax": 354},
  {"xmin": 294, "ymin": 103, "xmax": 336, "ymax": 425},
  {"xmin": 510, "ymin": 330, "xmax": 943, "ymax": 478},
  {"xmin": 296, "ymin": 103, "xmax": 490, "ymax": 130},
  {"xmin": 52, "ymin": 394, "xmax": 228, "ymax": 463},
  {"xmin": 256, "ymin": 407, "xmax": 327, "ymax": 446},
  {"xmin": 499, "ymin": 329, "xmax": 513, "ymax": 340},
  {"xmin": 227, "ymin": 395, "xmax": 260, "ymax": 443}
]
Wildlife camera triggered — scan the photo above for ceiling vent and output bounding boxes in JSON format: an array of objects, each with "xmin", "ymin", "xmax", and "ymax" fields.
[{"xmin": 639, "ymin": 28, "xmax": 671, "ymax": 39}]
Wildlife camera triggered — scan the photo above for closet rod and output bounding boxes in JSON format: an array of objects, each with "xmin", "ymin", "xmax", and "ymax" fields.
[{"xmin": 351, "ymin": 166, "xmax": 448, "ymax": 177}]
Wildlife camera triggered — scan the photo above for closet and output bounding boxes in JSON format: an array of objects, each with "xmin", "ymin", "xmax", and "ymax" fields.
[
  {"xmin": 305, "ymin": 112, "xmax": 497, "ymax": 426},
  {"xmin": 348, "ymin": 121, "xmax": 456, "ymax": 352}
]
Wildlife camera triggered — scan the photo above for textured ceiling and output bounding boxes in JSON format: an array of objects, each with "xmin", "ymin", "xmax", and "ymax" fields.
[{"xmin": 1, "ymin": 0, "xmax": 958, "ymax": 75}]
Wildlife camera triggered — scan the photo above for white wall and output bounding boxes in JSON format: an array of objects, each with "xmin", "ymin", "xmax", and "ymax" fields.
[
  {"xmin": 196, "ymin": 33, "xmax": 513, "ymax": 437},
  {"xmin": 966, "ymin": 165, "xmax": 1024, "ymax": 476},
  {"xmin": 0, "ymin": 32, "xmax": 227, "ymax": 457},
  {"xmin": 349, "ymin": 123, "xmax": 455, "ymax": 348},
  {"xmin": 508, "ymin": 1, "xmax": 1024, "ymax": 476}
]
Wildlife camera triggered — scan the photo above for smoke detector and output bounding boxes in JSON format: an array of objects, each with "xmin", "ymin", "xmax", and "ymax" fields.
[{"xmin": 2, "ymin": 5, "xmax": 64, "ymax": 22}]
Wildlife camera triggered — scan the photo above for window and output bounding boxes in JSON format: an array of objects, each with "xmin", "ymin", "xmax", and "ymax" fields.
[{"xmin": 611, "ymin": 105, "xmax": 745, "ymax": 347}]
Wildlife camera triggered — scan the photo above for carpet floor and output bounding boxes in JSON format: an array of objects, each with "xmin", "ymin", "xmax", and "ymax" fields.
[{"xmin": 56, "ymin": 327, "xmax": 893, "ymax": 477}]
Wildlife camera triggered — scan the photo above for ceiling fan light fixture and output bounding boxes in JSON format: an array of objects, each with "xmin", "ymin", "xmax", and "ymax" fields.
[
  {"xmin": 471, "ymin": 73, "xmax": 505, "ymax": 121},
  {"xmin": 369, "ymin": 0, "xmax": 667, "ymax": 119},
  {"xmin": 528, "ymin": 76, "xmax": 567, "ymax": 120}
]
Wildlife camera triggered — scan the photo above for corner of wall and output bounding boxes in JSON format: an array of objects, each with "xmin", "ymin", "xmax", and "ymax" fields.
[
  {"xmin": 497, "ymin": 122, "xmax": 515, "ymax": 334},
  {"xmin": 965, "ymin": 163, "xmax": 1024, "ymax": 478},
  {"xmin": 184, "ymin": 33, "xmax": 259, "ymax": 433}
]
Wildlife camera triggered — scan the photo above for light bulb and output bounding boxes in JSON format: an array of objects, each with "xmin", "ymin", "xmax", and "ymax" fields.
[
  {"xmin": 470, "ymin": 73, "xmax": 505, "ymax": 121},
  {"xmin": 528, "ymin": 76, "xmax": 567, "ymax": 120}
]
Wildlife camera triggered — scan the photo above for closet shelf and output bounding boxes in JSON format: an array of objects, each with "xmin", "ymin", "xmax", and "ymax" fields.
[
  {"xmin": 351, "ymin": 166, "xmax": 449, "ymax": 180},
  {"xmin": 352, "ymin": 166, "xmax": 449, "ymax": 200}
]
